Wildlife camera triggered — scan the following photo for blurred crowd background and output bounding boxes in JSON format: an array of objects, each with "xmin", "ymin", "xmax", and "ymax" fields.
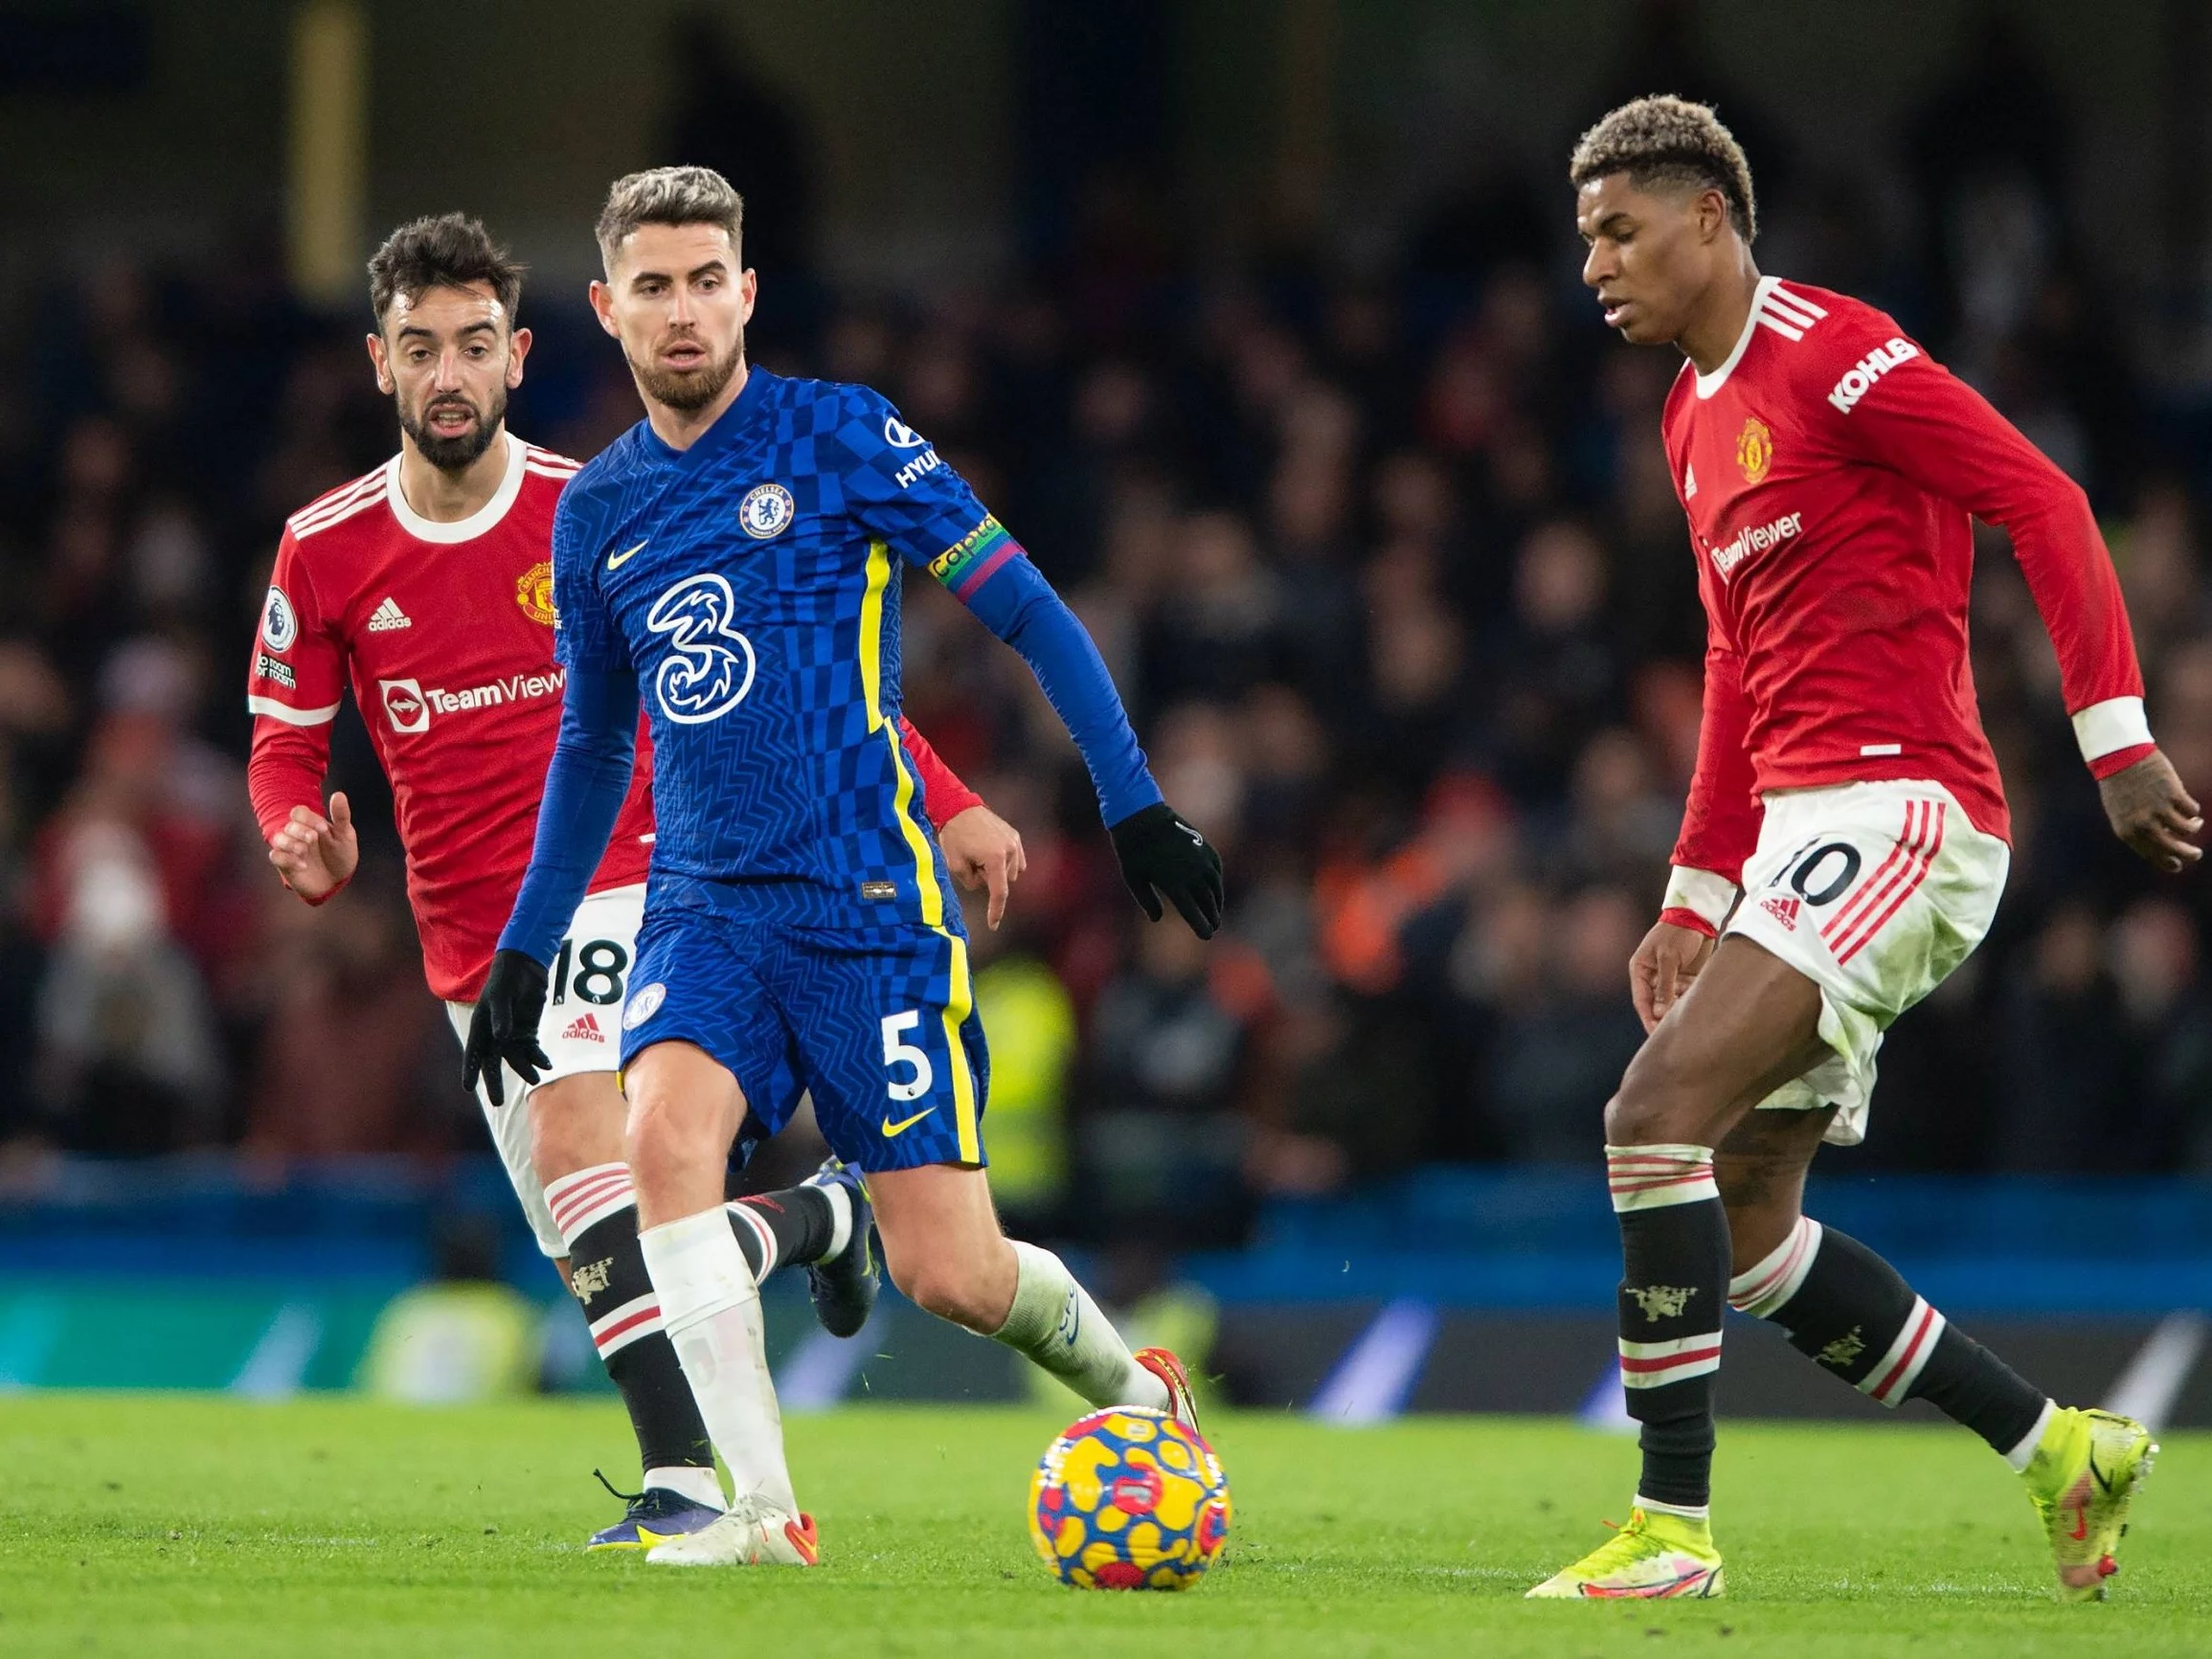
[{"xmin": 4, "ymin": 0, "xmax": 2212, "ymax": 1259}]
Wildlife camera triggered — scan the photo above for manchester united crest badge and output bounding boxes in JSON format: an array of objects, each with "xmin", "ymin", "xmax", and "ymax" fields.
[
  {"xmin": 1736, "ymin": 416, "xmax": 1772, "ymax": 484},
  {"xmin": 516, "ymin": 559, "xmax": 556, "ymax": 626}
]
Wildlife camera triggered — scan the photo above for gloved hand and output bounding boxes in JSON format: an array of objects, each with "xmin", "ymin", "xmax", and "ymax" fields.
[
  {"xmin": 1109, "ymin": 801, "xmax": 1226, "ymax": 939},
  {"xmin": 462, "ymin": 949, "xmax": 553, "ymax": 1106}
]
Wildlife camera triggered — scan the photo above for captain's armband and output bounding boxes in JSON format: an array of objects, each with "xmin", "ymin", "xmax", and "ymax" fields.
[{"xmin": 927, "ymin": 515, "xmax": 1024, "ymax": 602}]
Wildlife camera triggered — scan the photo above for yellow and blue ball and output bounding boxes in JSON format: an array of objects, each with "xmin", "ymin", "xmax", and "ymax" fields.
[{"xmin": 1027, "ymin": 1405, "xmax": 1230, "ymax": 1590}]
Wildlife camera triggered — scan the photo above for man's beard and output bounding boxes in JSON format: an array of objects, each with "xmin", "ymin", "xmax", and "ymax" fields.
[
  {"xmin": 399, "ymin": 388, "xmax": 507, "ymax": 471},
  {"xmin": 633, "ymin": 329, "xmax": 745, "ymax": 413}
]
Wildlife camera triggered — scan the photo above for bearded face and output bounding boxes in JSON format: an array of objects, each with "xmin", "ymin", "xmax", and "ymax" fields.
[
  {"xmin": 629, "ymin": 324, "xmax": 745, "ymax": 414},
  {"xmin": 372, "ymin": 280, "xmax": 527, "ymax": 474},
  {"xmin": 397, "ymin": 379, "xmax": 508, "ymax": 470}
]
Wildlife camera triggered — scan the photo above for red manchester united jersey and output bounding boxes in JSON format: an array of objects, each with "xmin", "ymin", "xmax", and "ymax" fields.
[
  {"xmin": 1660, "ymin": 277, "xmax": 2152, "ymax": 894},
  {"xmin": 246, "ymin": 434, "xmax": 654, "ymax": 999}
]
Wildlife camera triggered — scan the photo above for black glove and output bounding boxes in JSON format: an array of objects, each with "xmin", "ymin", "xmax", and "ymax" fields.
[
  {"xmin": 462, "ymin": 949, "xmax": 553, "ymax": 1107},
  {"xmin": 1110, "ymin": 801, "xmax": 1225, "ymax": 939}
]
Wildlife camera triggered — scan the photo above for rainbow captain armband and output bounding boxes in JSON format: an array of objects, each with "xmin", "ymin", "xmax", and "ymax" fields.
[
  {"xmin": 1659, "ymin": 864, "xmax": 1739, "ymax": 938},
  {"xmin": 929, "ymin": 515, "xmax": 1024, "ymax": 602}
]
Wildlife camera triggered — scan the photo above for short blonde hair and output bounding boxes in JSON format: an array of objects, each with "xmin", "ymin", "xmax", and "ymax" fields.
[
  {"xmin": 595, "ymin": 166, "xmax": 745, "ymax": 271},
  {"xmin": 1569, "ymin": 95, "xmax": 1756, "ymax": 241}
]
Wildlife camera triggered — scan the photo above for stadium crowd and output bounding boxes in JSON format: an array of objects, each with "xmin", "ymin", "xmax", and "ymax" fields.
[{"xmin": 3, "ymin": 91, "xmax": 2210, "ymax": 1239}]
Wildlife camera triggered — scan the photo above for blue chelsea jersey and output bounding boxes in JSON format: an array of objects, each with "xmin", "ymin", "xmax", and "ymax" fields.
[{"xmin": 551, "ymin": 370, "xmax": 1013, "ymax": 928}]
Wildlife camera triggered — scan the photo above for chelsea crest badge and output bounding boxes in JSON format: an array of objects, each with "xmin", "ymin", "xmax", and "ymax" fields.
[{"xmin": 739, "ymin": 482, "xmax": 796, "ymax": 539}]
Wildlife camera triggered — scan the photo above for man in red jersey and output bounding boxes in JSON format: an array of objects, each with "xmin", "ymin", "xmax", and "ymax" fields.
[
  {"xmin": 247, "ymin": 215, "xmax": 1025, "ymax": 1549},
  {"xmin": 1527, "ymin": 99, "xmax": 2195, "ymax": 1603}
]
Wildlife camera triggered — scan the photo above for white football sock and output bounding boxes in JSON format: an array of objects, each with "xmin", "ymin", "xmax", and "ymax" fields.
[
  {"xmin": 1635, "ymin": 1494, "xmax": 1711, "ymax": 1524},
  {"xmin": 817, "ymin": 1181, "xmax": 853, "ymax": 1262},
  {"xmin": 643, "ymin": 1464, "xmax": 726, "ymax": 1511},
  {"xmin": 989, "ymin": 1241, "xmax": 1167, "ymax": 1411},
  {"xmin": 639, "ymin": 1208, "xmax": 797, "ymax": 1514},
  {"xmin": 2004, "ymin": 1399, "xmax": 2058, "ymax": 1472}
]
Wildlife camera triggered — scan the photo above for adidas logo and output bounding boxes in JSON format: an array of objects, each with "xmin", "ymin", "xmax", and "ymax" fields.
[
  {"xmin": 367, "ymin": 596, "xmax": 412, "ymax": 632},
  {"xmin": 1760, "ymin": 894, "xmax": 1801, "ymax": 930},
  {"xmin": 561, "ymin": 1012, "xmax": 605, "ymax": 1043}
]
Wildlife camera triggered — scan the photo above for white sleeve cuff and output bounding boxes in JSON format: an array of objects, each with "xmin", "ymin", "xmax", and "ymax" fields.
[
  {"xmin": 2071, "ymin": 695, "xmax": 2152, "ymax": 763},
  {"xmin": 247, "ymin": 695, "xmax": 340, "ymax": 727},
  {"xmin": 1662, "ymin": 865, "xmax": 1740, "ymax": 930}
]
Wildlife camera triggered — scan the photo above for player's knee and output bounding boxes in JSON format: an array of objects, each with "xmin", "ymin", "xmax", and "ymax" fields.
[
  {"xmin": 1605, "ymin": 1042, "xmax": 1702, "ymax": 1146},
  {"xmin": 885, "ymin": 1246, "xmax": 995, "ymax": 1332},
  {"xmin": 621, "ymin": 1092, "xmax": 712, "ymax": 1197},
  {"xmin": 528, "ymin": 1077, "xmax": 623, "ymax": 1183}
]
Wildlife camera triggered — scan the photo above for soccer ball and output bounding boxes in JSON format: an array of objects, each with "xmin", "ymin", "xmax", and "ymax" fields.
[{"xmin": 1027, "ymin": 1405, "xmax": 1230, "ymax": 1590}]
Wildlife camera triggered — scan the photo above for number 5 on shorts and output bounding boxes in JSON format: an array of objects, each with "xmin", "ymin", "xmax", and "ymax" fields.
[{"xmin": 880, "ymin": 1010, "xmax": 934, "ymax": 1102}]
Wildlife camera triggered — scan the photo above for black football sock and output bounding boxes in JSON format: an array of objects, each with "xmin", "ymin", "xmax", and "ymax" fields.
[
  {"xmin": 1608, "ymin": 1143, "xmax": 1729, "ymax": 1513},
  {"xmin": 1728, "ymin": 1217, "xmax": 2049, "ymax": 1458},
  {"xmin": 725, "ymin": 1184, "xmax": 840, "ymax": 1278},
  {"xmin": 544, "ymin": 1163, "xmax": 715, "ymax": 1485}
]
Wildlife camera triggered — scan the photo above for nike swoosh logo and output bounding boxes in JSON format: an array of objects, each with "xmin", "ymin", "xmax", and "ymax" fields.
[
  {"xmin": 881, "ymin": 1106, "xmax": 937, "ymax": 1136},
  {"xmin": 608, "ymin": 540, "xmax": 647, "ymax": 571}
]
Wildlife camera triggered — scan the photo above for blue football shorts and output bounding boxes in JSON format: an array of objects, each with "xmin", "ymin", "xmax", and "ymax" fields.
[{"xmin": 618, "ymin": 906, "xmax": 991, "ymax": 1173}]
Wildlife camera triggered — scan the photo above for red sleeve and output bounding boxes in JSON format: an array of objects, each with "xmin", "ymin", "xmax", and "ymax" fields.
[
  {"xmin": 898, "ymin": 716, "xmax": 983, "ymax": 830},
  {"xmin": 1821, "ymin": 325, "xmax": 2154, "ymax": 777},
  {"xmin": 1670, "ymin": 621, "xmax": 1762, "ymax": 895},
  {"xmin": 247, "ymin": 531, "xmax": 350, "ymax": 903}
]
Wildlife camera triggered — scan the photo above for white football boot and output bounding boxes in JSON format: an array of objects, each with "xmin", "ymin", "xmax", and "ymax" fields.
[{"xmin": 645, "ymin": 1495, "xmax": 820, "ymax": 1566}]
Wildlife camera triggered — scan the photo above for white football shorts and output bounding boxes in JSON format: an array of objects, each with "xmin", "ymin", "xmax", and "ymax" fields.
[
  {"xmin": 444, "ymin": 882, "xmax": 645, "ymax": 1257},
  {"xmin": 1725, "ymin": 780, "xmax": 2009, "ymax": 1147}
]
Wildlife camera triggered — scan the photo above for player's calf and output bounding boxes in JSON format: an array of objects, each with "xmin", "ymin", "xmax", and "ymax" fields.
[
  {"xmin": 870, "ymin": 1162, "xmax": 1173, "ymax": 1414},
  {"xmin": 542, "ymin": 1161, "xmax": 722, "ymax": 1520},
  {"xmin": 621, "ymin": 1041, "xmax": 801, "ymax": 1532},
  {"xmin": 1727, "ymin": 1215, "xmax": 2049, "ymax": 1455},
  {"xmin": 1607, "ymin": 1142, "xmax": 1728, "ymax": 1515},
  {"xmin": 1724, "ymin": 1213, "xmax": 2162, "ymax": 1598}
]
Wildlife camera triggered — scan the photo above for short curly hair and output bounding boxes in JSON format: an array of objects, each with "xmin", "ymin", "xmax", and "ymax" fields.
[{"xmin": 1569, "ymin": 95, "xmax": 1757, "ymax": 242}]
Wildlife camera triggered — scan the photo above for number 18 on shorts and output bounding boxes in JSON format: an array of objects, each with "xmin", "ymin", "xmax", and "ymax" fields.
[{"xmin": 618, "ymin": 908, "xmax": 993, "ymax": 1175}]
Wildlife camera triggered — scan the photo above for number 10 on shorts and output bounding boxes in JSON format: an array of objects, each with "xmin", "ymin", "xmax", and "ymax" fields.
[{"xmin": 881, "ymin": 1010, "xmax": 934, "ymax": 1102}]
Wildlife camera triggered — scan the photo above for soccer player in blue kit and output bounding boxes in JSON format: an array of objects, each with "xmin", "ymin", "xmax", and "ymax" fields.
[{"xmin": 469, "ymin": 168, "xmax": 1226, "ymax": 1566}]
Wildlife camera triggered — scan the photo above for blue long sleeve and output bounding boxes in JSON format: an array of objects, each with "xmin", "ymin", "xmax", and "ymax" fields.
[
  {"xmin": 962, "ymin": 556, "xmax": 1162, "ymax": 826},
  {"xmin": 499, "ymin": 664, "xmax": 641, "ymax": 965}
]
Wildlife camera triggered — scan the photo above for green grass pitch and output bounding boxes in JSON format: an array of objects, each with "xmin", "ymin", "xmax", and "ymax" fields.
[{"xmin": 0, "ymin": 1396, "xmax": 2204, "ymax": 1657}]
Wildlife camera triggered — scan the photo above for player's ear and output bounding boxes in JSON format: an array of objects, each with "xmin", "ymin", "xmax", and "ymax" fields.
[
  {"xmin": 366, "ymin": 331, "xmax": 395, "ymax": 394},
  {"xmin": 588, "ymin": 279, "xmax": 619, "ymax": 338},
  {"xmin": 1699, "ymin": 187, "xmax": 1729, "ymax": 243},
  {"xmin": 739, "ymin": 267, "xmax": 757, "ymax": 326},
  {"xmin": 506, "ymin": 325, "xmax": 532, "ymax": 389}
]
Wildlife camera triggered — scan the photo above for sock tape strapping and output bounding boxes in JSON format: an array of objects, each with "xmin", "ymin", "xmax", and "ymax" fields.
[
  {"xmin": 639, "ymin": 1209, "xmax": 760, "ymax": 1336},
  {"xmin": 1605, "ymin": 1142, "xmax": 1720, "ymax": 1214}
]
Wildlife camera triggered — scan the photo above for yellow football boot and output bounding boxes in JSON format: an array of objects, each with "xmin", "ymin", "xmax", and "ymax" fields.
[
  {"xmin": 2022, "ymin": 1406, "xmax": 2156, "ymax": 1602},
  {"xmin": 1526, "ymin": 1506, "xmax": 1725, "ymax": 1599}
]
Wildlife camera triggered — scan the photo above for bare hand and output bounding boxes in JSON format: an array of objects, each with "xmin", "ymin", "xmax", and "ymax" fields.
[
  {"xmin": 267, "ymin": 792, "xmax": 359, "ymax": 902},
  {"xmin": 938, "ymin": 804, "xmax": 1026, "ymax": 930},
  {"xmin": 1630, "ymin": 918, "xmax": 1716, "ymax": 1034},
  {"xmin": 2099, "ymin": 750, "xmax": 2203, "ymax": 874}
]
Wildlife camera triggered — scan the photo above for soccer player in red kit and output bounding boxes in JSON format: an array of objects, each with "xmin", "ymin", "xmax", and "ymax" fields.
[
  {"xmin": 1529, "ymin": 99, "xmax": 2197, "ymax": 1601},
  {"xmin": 246, "ymin": 215, "xmax": 1025, "ymax": 1549}
]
